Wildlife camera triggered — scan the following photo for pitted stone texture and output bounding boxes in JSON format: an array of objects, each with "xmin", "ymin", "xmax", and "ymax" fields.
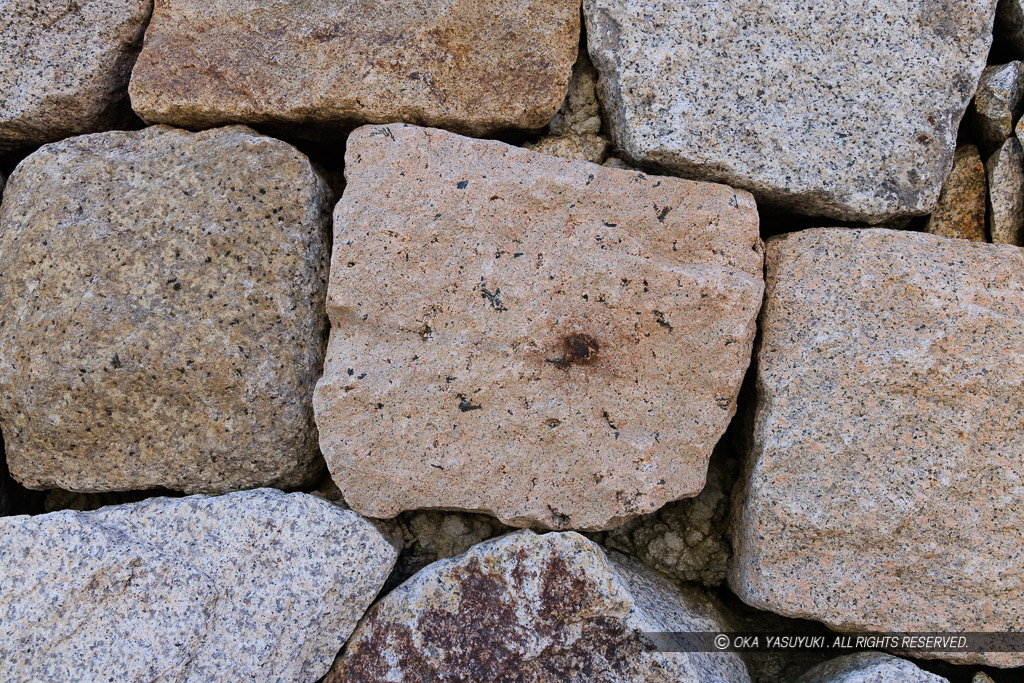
[
  {"xmin": 0, "ymin": 125, "xmax": 331, "ymax": 493},
  {"xmin": 584, "ymin": 0, "xmax": 996, "ymax": 223},
  {"xmin": 0, "ymin": 489, "xmax": 397, "ymax": 682},
  {"xmin": 986, "ymin": 136, "xmax": 1024, "ymax": 245},
  {"xmin": 313, "ymin": 123, "xmax": 764, "ymax": 531},
  {"xmin": 730, "ymin": 228, "xmax": 1024, "ymax": 667},
  {"xmin": 594, "ymin": 444, "xmax": 735, "ymax": 587},
  {"xmin": 326, "ymin": 530, "xmax": 750, "ymax": 683},
  {"xmin": 796, "ymin": 652, "xmax": 949, "ymax": 683},
  {"xmin": 924, "ymin": 145, "xmax": 987, "ymax": 242},
  {"xmin": 0, "ymin": 0, "xmax": 151, "ymax": 153},
  {"xmin": 129, "ymin": 0, "xmax": 578, "ymax": 137},
  {"xmin": 971, "ymin": 62, "xmax": 1024, "ymax": 155}
]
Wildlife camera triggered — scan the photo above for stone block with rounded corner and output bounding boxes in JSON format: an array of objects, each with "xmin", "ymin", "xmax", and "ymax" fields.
[
  {"xmin": 313, "ymin": 123, "xmax": 763, "ymax": 531},
  {"xmin": 730, "ymin": 228, "xmax": 1024, "ymax": 667},
  {"xmin": 0, "ymin": 125, "xmax": 331, "ymax": 493}
]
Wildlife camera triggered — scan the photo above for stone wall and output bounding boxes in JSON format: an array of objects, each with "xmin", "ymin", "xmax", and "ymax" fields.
[{"xmin": 1, "ymin": 1, "xmax": 1021, "ymax": 681}]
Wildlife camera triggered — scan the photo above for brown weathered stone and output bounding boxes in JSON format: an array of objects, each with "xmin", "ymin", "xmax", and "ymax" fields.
[
  {"xmin": 313, "ymin": 123, "xmax": 764, "ymax": 531},
  {"xmin": 129, "ymin": 0, "xmax": 579, "ymax": 137},
  {"xmin": 730, "ymin": 228, "xmax": 1024, "ymax": 667},
  {"xmin": 0, "ymin": 0, "xmax": 151, "ymax": 153},
  {"xmin": 971, "ymin": 62, "xmax": 1024, "ymax": 155},
  {"xmin": 985, "ymin": 135, "xmax": 1024, "ymax": 245},
  {"xmin": 326, "ymin": 530, "xmax": 750, "ymax": 682},
  {"xmin": 0, "ymin": 125, "xmax": 331, "ymax": 493},
  {"xmin": 924, "ymin": 145, "xmax": 987, "ymax": 241}
]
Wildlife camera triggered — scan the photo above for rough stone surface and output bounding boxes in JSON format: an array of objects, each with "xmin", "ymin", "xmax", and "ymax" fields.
[
  {"xmin": 584, "ymin": 0, "xmax": 996, "ymax": 223},
  {"xmin": 0, "ymin": 0, "xmax": 152, "ymax": 153},
  {"xmin": 593, "ymin": 443, "xmax": 736, "ymax": 587},
  {"xmin": 129, "ymin": 0, "xmax": 579, "ymax": 137},
  {"xmin": 314, "ymin": 123, "xmax": 764, "ymax": 531},
  {"xmin": 971, "ymin": 62, "xmax": 1024, "ymax": 155},
  {"xmin": 996, "ymin": 0, "xmax": 1024, "ymax": 58},
  {"xmin": 985, "ymin": 135, "xmax": 1024, "ymax": 245},
  {"xmin": 797, "ymin": 652, "xmax": 949, "ymax": 683},
  {"xmin": 525, "ymin": 47, "xmax": 610, "ymax": 164},
  {"xmin": 730, "ymin": 228, "xmax": 1024, "ymax": 667},
  {"xmin": 326, "ymin": 530, "xmax": 750, "ymax": 682},
  {"xmin": 924, "ymin": 145, "xmax": 987, "ymax": 242},
  {"xmin": 0, "ymin": 489, "xmax": 397, "ymax": 681},
  {"xmin": 0, "ymin": 125, "xmax": 331, "ymax": 493}
]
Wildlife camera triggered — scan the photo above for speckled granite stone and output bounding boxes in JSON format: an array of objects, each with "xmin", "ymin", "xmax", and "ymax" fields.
[
  {"xmin": 0, "ymin": 489, "xmax": 397, "ymax": 682},
  {"xmin": 996, "ymin": 0, "xmax": 1024, "ymax": 58},
  {"xmin": 971, "ymin": 62, "xmax": 1024, "ymax": 155},
  {"xmin": 731, "ymin": 228, "xmax": 1024, "ymax": 667},
  {"xmin": 797, "ymin": 652, "xmax": 949, "ymax": 683},
  {"xmin": 924, "ymin": 145, "xmax": 987, "ymax": 241},
  {"xmin": 0, "ymin": 125, "xmax": 331, "ymax": 492},
  {"xmin": 0, "ymin": 0, "xmax": 152, "ymax": 153},
  {"xmin": 326, "ymin": 530, "xmax": 750, "ymax": 682},
  {"xmin": 129, "ymin": 0, "xmax": 578, "ymax": 137},
  {"xmin": 313, "ymin": 123, "xmax": 764, "ymax": 531},
  {"xmin": 985, "ymin": 136, "xmax": 1024, "ymax": 244},
  {"xmin": 584, "ymin": 0, "xmax": 996, "ymax": 223},
  {"xmin": 594, "ymin": 444, "xmax": 736, "ymax": 587}
]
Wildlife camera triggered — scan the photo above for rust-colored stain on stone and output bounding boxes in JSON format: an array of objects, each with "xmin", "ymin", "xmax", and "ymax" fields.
[
  {"xmin": 128, "ymin": 0, "xmax": 579, "ymax": 136},
  {"xmin": 327, "ymin": 531, "xmax": 749, "ymax": 682},
  {"xmin": 313, "ymin": 123, "xmax": 764, "ymax": 531}
]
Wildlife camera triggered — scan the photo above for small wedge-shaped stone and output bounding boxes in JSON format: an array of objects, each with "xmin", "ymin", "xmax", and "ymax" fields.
[
  {"xmin": 925, "ymin": 145, "xmax": 987, "ymax": 241},
  {"xmin": 0, "ymin": 489, "xmax": 398, "ymax": 682},
  {"xmin": 797, "ymin": 652, "xmax": 949, "ymax": 683},
  {"xmin": 313, "ymin": 124, "xmax": 764, "ymax": 531},
  {"xmin": 731, "ymin": 228, "xmax": 1024, "ymax": 667},
  {"xmin": 584, "ymin": 0, "xmax": 996, "ymax": 223},
  {"xmin": 0, "ymin": 0, "xmax": 152, "ymax": 153},
  {"xmin": 327, "ymin": 530, "xmax": 750, "ymax": 682},
  {"xmin": 0, "ymin": 126, "xmax": 331, "ymax": 492},
  {"xmin": 986, "ymin": 135, "xmax": 1024, "ymax": 245},
  {"xmin": 129, "ymin": 0, "xmax": 579, "ymax": 137},
  {"xmin": 972, "ymin": 62, "xmax": 1024, "ymax": 155}
]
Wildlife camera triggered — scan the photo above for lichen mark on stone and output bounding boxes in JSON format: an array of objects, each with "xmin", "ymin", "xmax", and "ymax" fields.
[{"xmin": 330, "ymin": 549, "xmax": 655, "ymax": 682}]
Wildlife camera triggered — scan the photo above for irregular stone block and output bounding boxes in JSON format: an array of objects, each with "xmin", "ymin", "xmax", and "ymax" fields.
[
  {"xmin": 326, "ymin": 530, "xmax": 750, "ymax": 682},
  {"xmin": 797, "ymin": 652, "xmax": 949, "ymax": 683},
  {"xmin": 924, "ymin": 145, "xmax": 987, "ymax": 241},
  {"xmin": 985, "ymin": 135, "xmax": 1024, "ymax": 244},
  {"xmin": 584, "ymin": 0, "xmax": 996, "ymax": 222},
  {"xmin": 971, "ymin": 62, "xmax": 1024, "ymax": 155},
  {"xmin": 129, "ymin": 0, "xmax": 579, "ymax": 137},
  {"xmin": 0, "ymin": 125, "xmax": 331, "ymax": 492},
  {"xmin": 731, "ymin": 228, "xmax": 1024, "ymax": 667},
  {"xmin": 0, "ymin": 489, "xmax": 397, "ymax": 682},
  {"xmin": 313, "ymin": 123, "xmax": 764, "ymax": 531},
  {"xmin": 0, "ymin": 0, "xmax": 151, "ymax": 153}
]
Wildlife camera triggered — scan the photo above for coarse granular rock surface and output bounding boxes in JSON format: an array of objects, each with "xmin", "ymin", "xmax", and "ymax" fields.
[
  {"xmin": 0, "ymin": 0, "xmax": 152, "ymax": 153},
  {"xmin": 584, "ymin": 0, "xmax": 996, "ymax": 223},
  {"xmin": 0, "ymin": 489, "xmax": 397, "ymax": 682},
  {"xmin": 796, "ymin": 652, "xmax": 949, "ymax": 683},
  {"xmin": 129, "ymin": 0, "xmax": 579, "ymax": 137},
  {"xmin": 326, "ymin": 530, "xmax": 750, "ymax": 682},
  {"xmin": 0, "ymin": 125, "xmax": 331, "ymax": 493},
  {"xmin": 985, "ymin": 136, "xmax": 1024, "ymax": 244},
  {"xmin": 313, "ymin": 123, "xmax": 764, "ymax": 531},
  {"xmin": 593, "ymin": 443, "xmax": 736, "ymax": 587},
  {"xmin": 924, "ymin": 145, "xmax": 987, "ymax": 242},
  {"xmin": 971, "ymin": 62, "xmax": 1024, "ymax": 155},
  {"xmin": 730, "ymin": 228, "xmax": 1024, "ymax": 667}
]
